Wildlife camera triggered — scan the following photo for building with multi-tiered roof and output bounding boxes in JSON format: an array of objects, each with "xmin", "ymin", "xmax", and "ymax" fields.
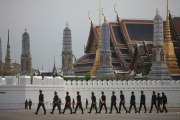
[{"xmin": 74, "ymin": 8, "xmax": 180, "ymax": 80}]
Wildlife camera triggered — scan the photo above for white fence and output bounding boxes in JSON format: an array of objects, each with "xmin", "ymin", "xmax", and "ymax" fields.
[{"xmin": 0, "ymin": 76, "xmax": 180, "ymax": 109}]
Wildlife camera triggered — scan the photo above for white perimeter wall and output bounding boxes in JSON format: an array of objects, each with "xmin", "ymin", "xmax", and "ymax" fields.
[{"xmin": 0, "ymin": 76, "xmax": 180, "ymax": 109}]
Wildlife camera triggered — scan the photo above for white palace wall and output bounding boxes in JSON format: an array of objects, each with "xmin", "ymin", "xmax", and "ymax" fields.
[{"xmin": 0, "ymin": 76, "xmax": 180, "ymax": 109}]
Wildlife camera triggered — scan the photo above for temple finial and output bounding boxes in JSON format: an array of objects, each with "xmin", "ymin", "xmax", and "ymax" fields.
[
  {"xmin": 8, "ymin": 30, "xmax": 9, "ymax": 44},
  {"xmin": 167, "ymin": 0, "xmax": 169, "ymax": 16},
  {"xmin": 54, "ymin": 56, "xmax": 56, "ymax": 67},
  {"xmin": 66, "ymin": 22, "xmax": 69, "ymax": 27},
  {"xmin": 101, "ymin": 8, "xmax": 106, "ymax": 22},
  {"xmin": 99, "ymin": 0, "xmax": 102, "ymax": 25},
  {"xmin": 114, "ymin": 3, "xmax": 119, "ymax": 21},
  {"xmin": 156, "ymin": 8, "xmax": 159, "ymax": 15},
  {"xmin": 25, "ymin": 28, "xmax": 27, "ymax": 32},
  {"xmin": 88, "ymin": 11, "xmax": 93, "ymax": 24}
]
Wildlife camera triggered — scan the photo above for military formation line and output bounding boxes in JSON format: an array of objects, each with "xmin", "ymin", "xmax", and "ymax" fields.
[{"xmin": 34, "ymin": 90, "xmax": 168, "ymax": 115}]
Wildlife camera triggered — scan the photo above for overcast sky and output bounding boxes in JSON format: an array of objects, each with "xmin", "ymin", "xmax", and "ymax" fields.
[{"xmin": 0, "ymin": 0, "xmax": 180, "ymax": 71}]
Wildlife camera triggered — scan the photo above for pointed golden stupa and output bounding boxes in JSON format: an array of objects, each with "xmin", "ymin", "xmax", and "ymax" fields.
[{"xmin": 164, "ymin": 0, "xmax": 180, "ymax": 74}]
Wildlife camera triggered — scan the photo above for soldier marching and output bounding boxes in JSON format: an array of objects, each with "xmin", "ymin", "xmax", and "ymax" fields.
[{"xmin": 34, "ymin": 90, "xmax": 169, "ymax": 115}]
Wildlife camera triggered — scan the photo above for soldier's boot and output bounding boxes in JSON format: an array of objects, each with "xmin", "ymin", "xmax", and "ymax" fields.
[{"xmin": 50, "ymin": 112, "xmax": 53, "ymax": 114}]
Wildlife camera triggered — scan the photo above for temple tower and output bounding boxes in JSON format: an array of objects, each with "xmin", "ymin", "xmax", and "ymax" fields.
[
  {"xmin": 4, "ymin": 30, "xmax": 14, "ymax": 74},
  {"xmin": 147, "ymin": 10, "xmax": 172, "ymax": 80},
  {"xmin": 21, "ymin": 29, "xmax": 32, "ymax": 75},
  {"xmin": 61, "ymin": 23, "xmax": 74, "ymax": 76},
  {"xmin": 164, "ymin": 0, "xmax": 180, "ymax": 74},
  {"xmin": 52, "ymin": 56, "xmax": 58, "ymax": 77},
  {"xmin": 96, "ymin": 17, "xmax": 114, "ymax": 80},
  {"xmin": 0, "ymin": 38, "xmax": 2, "ymax": 69}
]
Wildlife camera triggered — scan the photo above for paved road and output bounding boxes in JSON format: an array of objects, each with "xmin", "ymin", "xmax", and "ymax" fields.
[{"xmin": 0, "ymin": 108, "xmax": 180, "ymax": 120}]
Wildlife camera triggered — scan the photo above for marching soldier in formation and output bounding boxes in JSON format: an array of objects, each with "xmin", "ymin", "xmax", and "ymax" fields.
[
  {"xmin": 88, "ymin": 92, "xmax": 97, "ymax": 114},
  {"xmin": 62, "ymin": 92, "xmax": 72, "ymax": 114},
  {"xmin": 138, "ymin": 91, "xmax": 146, "ymax": 113},
  {"xmin": 157, "ymin": 93, "xmax": 162, "ymax": 113},
  {"xmin": 35, "ymin": 90, "xmax": 46, "ymax": 115},
  {"xmin": 98, "ymin": 91, "xmax": 107, "ymax": 113},
  {"xmin": 149, "ymin": 91, "xmax": 158, "ymax": 113},
  {"xmin": 119, "ymin": 90, "xmax": 127, "ymax": 113},
  {"xmin": 72, "ymin": 98, "xmax": 75, "ymax": 109},
  {"xmin": 59, "ymin": 98, "xmax": 62, "ymax": 111},
  {"xmin": 25, "ymin": 99, "xmax": 28, "ymax": 110},
  {"xmin": 28, "ymin": 99, "xmax": 32, "ymax": 110},
  {"xmin": 86, "ymin": 98, "xmax": 88, "ymax": 109},
  {"xmin": 99, "ymin": 99, "xmax": 102, "ymax": 110},
  {"xmin": 50, "ymin": 91, "xmax": 61, "ymax": 114},
  {"xmin": 73, "ymin": 91, "xmax": 84, "ymax": 114},
  {"xmin": 129, "ymin": 91, "xmax": 137, "ymax": 113},
  {"xmin": 162, "ymin": 92, "xmax": 168, "ymax": 113},
  {"xmin": 109, "ymin": 91, "xmax": 119, "ymax": 113}
]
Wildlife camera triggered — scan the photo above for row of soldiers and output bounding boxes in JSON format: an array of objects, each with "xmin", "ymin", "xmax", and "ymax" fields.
[{"xmin": 34, "ymin": 90, "xmax": 168, "ymax": 115}]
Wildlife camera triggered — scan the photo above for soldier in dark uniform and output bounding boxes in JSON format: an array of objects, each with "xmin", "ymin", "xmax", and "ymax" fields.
[
  {"xmin": 86, "ymin": 98, "xmax": 88, "ymax": 109},
  {"xmin": 25, "ymin": 99, "xmax": 28, "ymax": 110},
  {"xmin": 149, "ymin": 91, "xmax": 158, "ymax": 113},
  {"xmin": 50, "ymin": 91, "xmax": 61, "ymax": 114},
  {"xmin": 59, "ymin": 98, "xmax": 62, "ymax": 111},
  {"xmin": 72, "ymin": 98, "xmax": 75, "ymax": 109},
  {"xmin": 99, "ymin": 99, "xmax": 102, "ymax": 109},
  {"xmin": 35, "ymin": 90, "xmax": 46, "ymax": 115},
  {"xmin": 109, "ymin": 91, "xmax": 119, "ymax": 113},
  {"xmin": 157, "ymin": 93, "xmax": 162, "ymax": 113},
  {"xmin": 62, "ymin": 92, "xmax": 72, "ymax": 114},
  {"xmin": 73, "ymin": 91, "xmax": 84, "ymax": 114},
  {"xmin": 98, "ymin": 91, "xmax": 107, "ymax": 113},
  {"xmin": 162, "ymin": 92, "xmax": 168, "ymax": 113},
  {"xmin": 138, "ymin": 91, "xmax": 146, "ymax": 113},
  {"xmin": 88, "ymin": 92, "xmax": 97, "ymax": 114},
  {"xmin": 119, "ymin": 90, "xmax": 127, "ymax": 113},
  {"xmin": 129, "ymin": 91, "xmax": 137, "ymax": 113},
  {"xmin": 28, "ymin": 99, "xmax": 32, "ymax": 110}
]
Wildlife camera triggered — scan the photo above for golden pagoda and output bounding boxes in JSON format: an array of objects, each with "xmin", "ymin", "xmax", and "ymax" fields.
[{"xmin": 164, "ymin": 0, "xmax": 180, "ymax": 74}]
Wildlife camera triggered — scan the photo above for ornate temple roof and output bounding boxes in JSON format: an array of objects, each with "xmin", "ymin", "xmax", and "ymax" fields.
[{"xmin": 74, "ymin": 16, "xmax": 180, "ymax": 79}]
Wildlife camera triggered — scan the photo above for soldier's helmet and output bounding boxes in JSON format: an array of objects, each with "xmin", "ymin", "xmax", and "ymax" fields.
[
  {"xmin": 101, "ymin": 91, "xmax": 104, "ymax": 94},
  {"xmin": 66, "ymin": 91, "xmax": 69, "ymax": 94},
  {"xmin": 54, "ymin": 91, "xmax": 57, "ymax": 94},
  {"xmin": 120, "ymin": 90, "xmax": 123, "ymax": 93},
  {"xmin": 162, "ymin": 92, "xmax": 164, "ymax": 95},
  {"xmin": 112, "ymin": 91, "xmax": 115, "ymax": 94},
  {"xmin": 132, "ymin": 91, "xmax": 134, "ymax": 94},
  {"xmin": 153, "ymin": 91, "xmax": 155, "ymax": 94},
  {"xmin": 77, "ymin": 91, "xmax": 79, "ymax": 94},
  {"xmin": 141, "ymin": 91, "xmax": 143, "ymax": 93},
  {"xmin": 92, "ymin": 92, "xmax": 94, "ymax": 95},
  {"xmin": 39, "ymin": 90, "xmax": 42, "ymax": 93}
]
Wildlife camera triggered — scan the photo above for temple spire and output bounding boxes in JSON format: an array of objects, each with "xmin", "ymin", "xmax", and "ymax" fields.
[
  {"xmin": 88, "ymin": 11, "xmax": 93, "ymax": 24},
  {"xmin": 66, "ymin": 22, "xmax": 68, "ymax": 28},
  {"xmin": 114, "ymin": 3, "xmax": 120, "ymax": 21},
  {"xmin": 99, "ymin": 0, "xmax": 102, "ymax": 25},
  {"xmin": 21, "ymin": 29, "xmax": 32, "ymax": 75},
  {"xmin": 0, "ymin": 37, "xmax": 2, "ymax": 69},
  {"xmin": 53, "ymin": 56, "xmax": 56, "ymax": 68},
  {"xmin": 4, "ymin": 30, "xmax": 14, "ymax": 74},
  {"xmin": 164, "ymin": 0, "xmax": 180, "ymax": 74},
  {"xmin": 167, "ymin": 0, "xmax": 169, "ymax": 17},
  {"xmin": 7, "ymin": 30, "xmax": 9, "ymax": 47}
]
